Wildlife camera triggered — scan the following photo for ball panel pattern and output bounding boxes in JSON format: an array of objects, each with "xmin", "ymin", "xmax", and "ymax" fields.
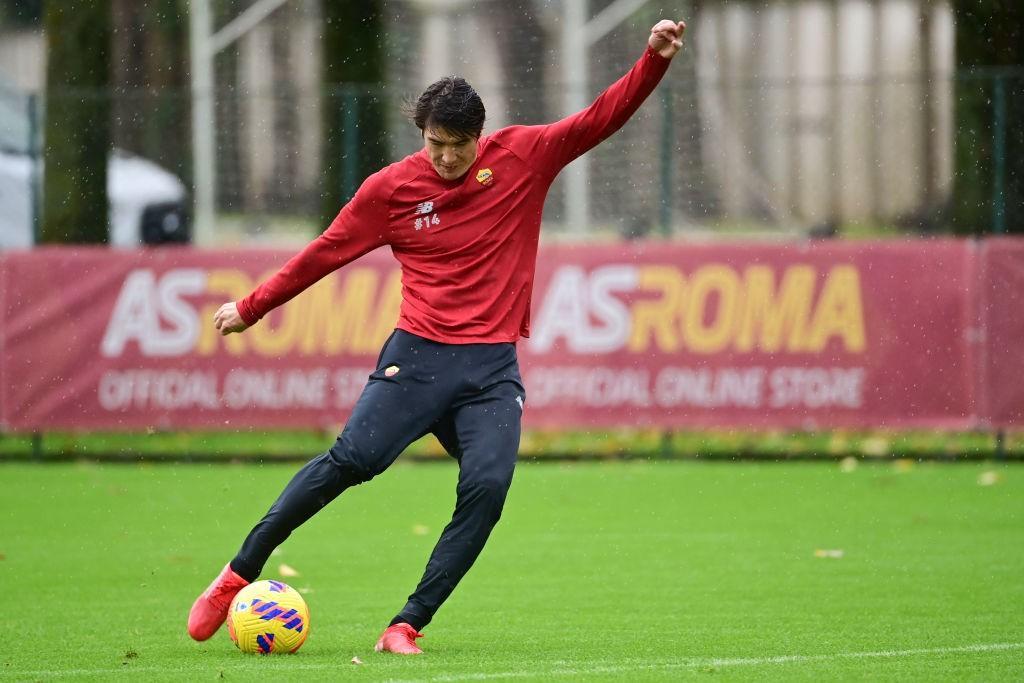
[{"xmin": 227, "ymin": 580, "xmax": 310, "ymax": 654}]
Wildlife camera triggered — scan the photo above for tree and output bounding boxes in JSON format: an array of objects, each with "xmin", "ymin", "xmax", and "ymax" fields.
[
  {"xmin": 953, "ymin": 0, "xmax": 1024, "ymax": 234},
  {"xmin": 110, "ymin": 0, "xmax": 191, "ymax": 188},
  {"xmin": 489, "ymin": 0, "xmax": 547, "ymax": 125},
  {"xmin": 41, "ymin": 0, "xmax": 111, "ymax": 244},
  {"xmin": 321, "ymin": 0, "xmax": 387, "ymax": 223}
]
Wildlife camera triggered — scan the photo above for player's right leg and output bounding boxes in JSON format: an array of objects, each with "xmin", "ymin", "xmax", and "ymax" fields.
[
  {"xmin": 186, "ymin": 450, "xmax": 361, "ymax": 641},
  {"xmin": 187, "ymin": 330, "xmax": 455, "ymax": 641}
]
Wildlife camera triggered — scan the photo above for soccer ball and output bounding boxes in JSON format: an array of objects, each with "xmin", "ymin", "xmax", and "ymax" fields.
[{"xmin": 227, "ymin": 580, "xmax": 310, "ymax": 654}]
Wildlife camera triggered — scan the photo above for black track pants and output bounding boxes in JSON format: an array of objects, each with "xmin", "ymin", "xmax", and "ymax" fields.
[{"xmin": 231, "ymin": 329, "xmax": 524, "ymax": 630}]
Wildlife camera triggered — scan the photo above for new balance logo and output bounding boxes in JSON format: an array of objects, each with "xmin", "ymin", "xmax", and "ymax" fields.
[{"xmin": 416, "ymin": 201, "xmax": 434, "ymax": 215}]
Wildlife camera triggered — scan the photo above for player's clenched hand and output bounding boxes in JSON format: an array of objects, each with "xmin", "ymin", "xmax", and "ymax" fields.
[
  {"xmin": 649, "ymin": 19, "xmax": 686, "ymax": 59},
  {"xmin": 214, "ymin": 302, "xmax": 249, "ymax": 336}
]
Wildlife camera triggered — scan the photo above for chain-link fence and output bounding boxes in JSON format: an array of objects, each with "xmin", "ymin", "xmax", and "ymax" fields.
[
  {"xmin": 2, "ymin": 0, "xmax": 1022, "ymax": 246},
  {"xmin": 4, "ymin": 72, "xmax": 1021, "ymax": 246},
  {"xmin": 950, "ymin": 68, "xmax": 1024, "ymax": 235},
  {"xmin": 3, "ymin": 73, "xmax": 1022, "ymax": 245}
]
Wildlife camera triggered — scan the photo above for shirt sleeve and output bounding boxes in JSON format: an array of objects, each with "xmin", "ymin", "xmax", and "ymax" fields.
[
  {"xmin": 236, "ymin": 175, "xmax": 391, "ymax": 325},
  {"xmin": 499, "ymin": 46, "xmax": 671, "ymax": 178}
]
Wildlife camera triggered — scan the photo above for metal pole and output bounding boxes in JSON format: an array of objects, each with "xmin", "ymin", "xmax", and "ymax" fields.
[
  {"xmin": 992, "ymin": 75, "xmax": 1006, "ymax": 235},
  {"xmin": 342, "ymin": 87, "xmax": 359, "ymax": 203},
  {"xmin": 918, "ymin": 0, "xmax": 937, "ymax": 218},
  {"xmin": 830, "ymin": 0, "xmax": 842, "ymax": 225},
  {"xmin": 27, "ymin": 93, "xmax": 41, "ymax": 244},
  {"xmin": 561, "ymin": 0, "xmax": 652, "ymax": 235},
  {"xmin": 869, "ymin": 0, "xmax": 884, "ymax": 221},
  {"xmin": 189, "ymin": 0, "xmax": 216, "ymax": 246},
  {"xmin": 210, "ymin": 0, "xmax": 292, "ymax": 56},
  {"xmin": 583, "ymin": 0, "xmax": 650, "ymax": 46},
  {"xmin": 423, "ymin": 10, "xmax": 451, "ymax": 82},
  {"xmin": 660, "ymin": 86, "xmax": 673, "ymax": 236},
  {"xmin": 563, "ymin": 0, "xmax": 589, "ymax": 235}
]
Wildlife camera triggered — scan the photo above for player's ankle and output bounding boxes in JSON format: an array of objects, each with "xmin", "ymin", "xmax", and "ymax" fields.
[
  {"xmin": 228, "ymin": 558, "xmax": 259, "ymax": 583},
  {"xmin": 390, "ymin": 615, "xmax": 426, "ymax": 632}
]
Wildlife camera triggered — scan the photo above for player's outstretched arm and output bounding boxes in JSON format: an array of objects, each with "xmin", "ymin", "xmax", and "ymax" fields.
[
  {"xmin": 229, "ymin": 174, "xmax": 392, "ymax": 329},
  {"xmin": 214, "ymin": 302, "xmax": 249, "ymax": 336}
]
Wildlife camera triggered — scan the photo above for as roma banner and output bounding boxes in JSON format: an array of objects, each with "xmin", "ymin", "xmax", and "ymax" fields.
[
  {"xmin": 978, "ymin": 238, "xmax": 1024, "ymax": 428},
  {"xmin": 0, "ymin": 240, "xmax": 1009, "ymax": 432},
  {"xmin": 523, "ymin": 240, "xmax": 979, "ymax": 429}
]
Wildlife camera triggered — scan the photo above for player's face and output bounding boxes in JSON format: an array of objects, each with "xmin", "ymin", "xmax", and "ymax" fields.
[{"xmin": 424, "ymin": 128, "xmax": 478, "ymax": 180}]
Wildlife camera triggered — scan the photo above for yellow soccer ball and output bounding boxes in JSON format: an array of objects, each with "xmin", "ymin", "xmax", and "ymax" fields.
[{"xmin": 227, "ymin": 580, "xmax": 310, "ymax": 654}]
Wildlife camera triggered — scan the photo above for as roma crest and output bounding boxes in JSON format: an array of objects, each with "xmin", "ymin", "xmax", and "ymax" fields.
[{"xmin": 476, "ymin": 168, "xmax": 495, "ymax": 186}]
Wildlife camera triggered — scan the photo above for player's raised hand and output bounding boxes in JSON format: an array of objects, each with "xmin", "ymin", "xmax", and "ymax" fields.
[
  {"xmin": 649, "ymin": 19, "xmax": 686, "ymax": 59},
  {"xmin": 214, "ymin": 301, "xmax": 249, "ymax": 336}
]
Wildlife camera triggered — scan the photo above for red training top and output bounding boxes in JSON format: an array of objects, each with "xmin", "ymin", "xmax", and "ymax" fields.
[{"xmin": 238, "ymin": 46, "xmax": 670, "ymax": 344}]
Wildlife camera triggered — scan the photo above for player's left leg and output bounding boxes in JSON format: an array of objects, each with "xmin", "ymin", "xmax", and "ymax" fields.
[{"xmin": 377, "ymin": 376, "xmax": 524, "ymax": 654}]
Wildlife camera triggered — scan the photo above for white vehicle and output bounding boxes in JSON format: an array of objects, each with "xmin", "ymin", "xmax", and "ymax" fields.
[{"xmin": 0, "ymin": 91, "xmax": 189, "ymax": 249}]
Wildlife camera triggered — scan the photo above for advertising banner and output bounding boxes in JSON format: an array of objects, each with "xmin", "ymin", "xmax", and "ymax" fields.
[
  {"xmin": 0, "ymin": 239, "xmax": 1012, "ymax": 432},
  {"xmin": 1, "ymin": 248, "xmax": 395, "ymax": 431},
  {"xmin": 522, "ymin": 241, "xmax": 977, "ymax": 429},
  {"xmin": 979, "ymin": 238, "xmax": 1024, "ymax": 428}
]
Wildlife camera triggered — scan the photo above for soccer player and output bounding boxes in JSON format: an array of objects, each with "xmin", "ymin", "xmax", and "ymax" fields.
[{"xmin": 188, "ymin": 18, "xmax": 686, "ymax": 654}]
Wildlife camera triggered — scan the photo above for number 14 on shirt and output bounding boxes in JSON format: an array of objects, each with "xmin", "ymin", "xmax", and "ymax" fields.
[{"xmin": 414, "ymin": 214, "xmax": 441, "ymax": 230}]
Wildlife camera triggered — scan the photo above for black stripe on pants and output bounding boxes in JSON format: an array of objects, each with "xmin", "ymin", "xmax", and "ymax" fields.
[{"xmin": 231, "ymin": 329, "xmax": 524, "ymax": 631}]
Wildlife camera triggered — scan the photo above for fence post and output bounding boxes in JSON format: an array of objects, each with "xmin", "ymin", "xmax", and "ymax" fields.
[
  {"xmin": 660, "ymin": 429, "xmax": 674, "ymax": 459},
  {"xmin": 660, "ymin": 85, "xmax": 674, "ymax": 236},
  {"xmin": 992, "ymin": 75, "xmax": 1006, "ymax": 235},
  {"xmin": 991, "ymin": 430, "xmax": 1007, "ymax": 462},
  {"xmin": 341, "ymin": 87, "xmax": 360, "ymax": 204},
  {"xmin": 991, "ymin": 75, "xmax": 1007, "ymax": 459},
  {"xmin": 28, "ymin": 93, "xmax": 41, "ymax": 243}
]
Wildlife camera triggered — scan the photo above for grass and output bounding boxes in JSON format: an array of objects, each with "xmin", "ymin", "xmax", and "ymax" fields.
[{"xmin": 1, "ymin": 460, "xmax": 1022, "ymax": 680}]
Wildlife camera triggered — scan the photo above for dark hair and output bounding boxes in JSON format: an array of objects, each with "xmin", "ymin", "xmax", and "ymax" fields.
[{"xmin": 405, "ymin": 76, "xmax": 485, "ymax": 138}]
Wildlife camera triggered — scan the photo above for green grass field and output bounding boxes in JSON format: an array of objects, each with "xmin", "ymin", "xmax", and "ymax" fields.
[{"xmin": 2, "ymin": 460, "xmax": 1022, "ymax": 680}]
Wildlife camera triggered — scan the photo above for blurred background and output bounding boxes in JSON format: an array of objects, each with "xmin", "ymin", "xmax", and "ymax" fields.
[
  {"xmin": 3, "ymin": 7, "xmax": 1023, "ymax": 677},
  {"xmin": 1, "ymin": 0, "xmax": 1020, "ymax": 250},
  {"xmin": 0, "ymin": 0, "xmax": 1022, "ymax": 459}
]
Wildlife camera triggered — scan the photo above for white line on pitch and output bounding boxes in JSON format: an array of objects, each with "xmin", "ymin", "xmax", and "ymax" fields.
[
  {"xmin": 422, "ymin": 642, "xmax": 1024, "ymax": 682},
  {"xmin": 2, "ymin": 642, "xmax": 1021, "ymax": 679}
]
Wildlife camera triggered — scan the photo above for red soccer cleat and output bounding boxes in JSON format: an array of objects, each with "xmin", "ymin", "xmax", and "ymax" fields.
[
  {"xmin": 187, "ymin": 563, "xmax": 250, "ymax": 641},
  {"xmin": 374, "ymin": 623, "xmax": 425, "ymax": 655}
]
